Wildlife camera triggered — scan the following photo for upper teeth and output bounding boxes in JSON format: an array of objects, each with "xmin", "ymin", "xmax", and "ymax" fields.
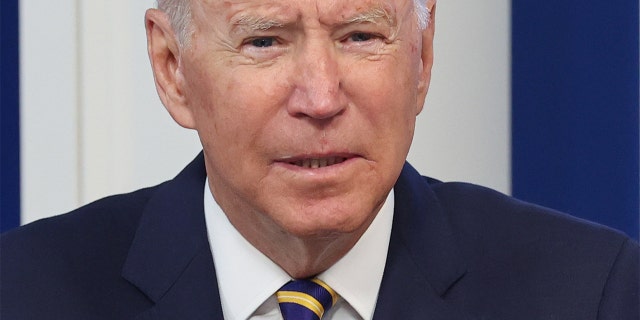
[{"xmin": 293, "ymin": 157, "xmax": 346, "ymax": 168}]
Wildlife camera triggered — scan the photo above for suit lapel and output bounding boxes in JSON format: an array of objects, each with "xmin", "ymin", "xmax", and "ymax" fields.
[
  {"xmin": 373, "ymin": 163, "xmax": 471, "ymax": 319},
  {"xmin": 121, "ymin": 153, "xmax": 224, "ymax": 320}
]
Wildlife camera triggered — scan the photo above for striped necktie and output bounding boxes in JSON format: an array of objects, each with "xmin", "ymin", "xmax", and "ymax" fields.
[{"xmin": 277, "ymin": 278, "xmax": 338, "ymax": 320}]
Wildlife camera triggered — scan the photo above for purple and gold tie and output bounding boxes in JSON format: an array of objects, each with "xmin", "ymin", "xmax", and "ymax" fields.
[{"xmin": 277, "ymin": 278, "xmax": 338, "ymax": 320}]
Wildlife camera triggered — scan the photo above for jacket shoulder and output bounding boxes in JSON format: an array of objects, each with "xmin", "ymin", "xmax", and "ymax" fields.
[
  {"xmin": 1, "ymin": 185, "xmax": 162, "ymax": 318},
  {"xmin": 426, "ymin": 178, "xmax": 631, "ymax": 244},
  {"xmin": 423, "ymin": 178, "xmax": 639, "ymax": 319},
  {"xmin": 2, "ymin": 184, "xmax": 160, "ymax": 247}
]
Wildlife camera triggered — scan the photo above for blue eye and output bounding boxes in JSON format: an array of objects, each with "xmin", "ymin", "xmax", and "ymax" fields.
[
  {"xmin": 251, "ymin": 38, "xmax": 275, "ymax": 47},
  {"xmin": 350, "ymin": 33, "xmax": 373, "ymax": 42}
]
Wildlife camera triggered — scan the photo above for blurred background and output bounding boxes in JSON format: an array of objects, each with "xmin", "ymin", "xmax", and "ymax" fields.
[{"xmin": 2, "ymin": 0, "xmax": 638, "ymax": 240}]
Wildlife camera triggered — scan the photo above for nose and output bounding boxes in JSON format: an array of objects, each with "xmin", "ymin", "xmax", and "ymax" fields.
[{"xmin": 286, "ymin": 39, "xmax": 346, "ymax": 120}]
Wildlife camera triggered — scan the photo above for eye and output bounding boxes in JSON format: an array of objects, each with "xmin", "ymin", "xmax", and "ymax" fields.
[
  {"xmin": 249, "ymin": 37, "xmax": 276, "ymax": 48},
  {"xmin": 349, "ymin": 33, "xmax": 374, "ymax": 42},
  {"xmin": 240, "ymin": 36, "xmax": 288, "ymax": 61}
]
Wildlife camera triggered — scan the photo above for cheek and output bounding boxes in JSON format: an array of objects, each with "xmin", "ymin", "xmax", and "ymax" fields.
[
  {"xmin": 187, "ymin": 63, "xmax": 268, "ymax": 125},
  {"xmin": 186, "ymin": 63, "xmax": 293, "ymax": 164},
  {"xmin": 345, "ymin": 57, "xmax": 419, "ymax": 124},
  {"xmin": 342, "ymin": 57, "xmax": 420, "ymax": 168}
]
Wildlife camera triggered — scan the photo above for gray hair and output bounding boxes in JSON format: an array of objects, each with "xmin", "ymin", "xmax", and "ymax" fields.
[
  {"xmin": 156, "ymin": 0, "xmax": 194, "ymax": 46},
  {"xmin": 156, "ymin": 0, "xmax": 431, "ymax": 46},
  {"xmin": 413, "ymin": 0, "xmax": 431, "ymax": 30}
]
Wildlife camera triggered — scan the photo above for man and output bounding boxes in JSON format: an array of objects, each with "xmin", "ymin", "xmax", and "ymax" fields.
[{"xmin": 1, "ymin": 0, "xmax": 638, "ymax": 319}]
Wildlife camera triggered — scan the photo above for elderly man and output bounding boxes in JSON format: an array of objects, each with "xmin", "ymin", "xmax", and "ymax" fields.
[{"xmin": 2, "ymin": 0, "xmax": 638, "ymax": 319}]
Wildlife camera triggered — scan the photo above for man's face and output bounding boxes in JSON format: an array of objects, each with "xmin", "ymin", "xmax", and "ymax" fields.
[{"xmin": 153, "ymin": 0, "xmax": 433, "ymax": 239}]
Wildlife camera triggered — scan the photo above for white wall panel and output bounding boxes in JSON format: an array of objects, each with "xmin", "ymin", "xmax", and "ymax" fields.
[
  {"xmin": 407, "ymin": 0, "xmax": 511, "ymax": 193},
  {"xmin": 78, "ymin": 1, "xmax": 201, "ymax": 204},
  {"xmin": 20, "ymin": 0, "xmax": 510, "ymax": 223},
  {"xmin": 20, "ymin": 0, "xmax": 80, "ymax": 224}
]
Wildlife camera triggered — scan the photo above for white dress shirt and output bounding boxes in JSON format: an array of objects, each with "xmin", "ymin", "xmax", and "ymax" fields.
[{"xmin": 204, "ymin": 179, "xmax": 395, "ymax": 320}]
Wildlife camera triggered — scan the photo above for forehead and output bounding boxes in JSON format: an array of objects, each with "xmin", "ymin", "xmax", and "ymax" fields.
[{"xmin": 195, "ymin": 0, "xmax": 410, "ymax": 25}]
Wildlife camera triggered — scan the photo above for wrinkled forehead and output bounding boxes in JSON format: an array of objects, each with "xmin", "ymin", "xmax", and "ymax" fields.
[{"xmin": 192, "ymin": 0, "xmax": 413, "ymax": 26}]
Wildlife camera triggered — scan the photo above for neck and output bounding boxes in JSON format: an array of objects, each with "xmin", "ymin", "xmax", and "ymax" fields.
[
  {"xmin": 231, "ymin": 210, "xmax": 373, "ymax": 278},
  {"xmin": 256, "ymin": 230, "xmax": 364, "ymax": 278}
]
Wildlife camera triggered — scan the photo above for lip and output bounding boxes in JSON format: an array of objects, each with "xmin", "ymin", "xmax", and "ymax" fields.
[{"xmin": 273, "ymin": 153, "xmax": 362, "ymax": 171}]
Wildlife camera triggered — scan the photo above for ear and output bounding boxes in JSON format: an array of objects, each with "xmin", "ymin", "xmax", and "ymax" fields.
[
  {"xmin": 145, "ymin": 9, "xmax": 196, "ymax": 129},
  {"xmin": 416, "ymin": 1, "xmax": 436, "ymax": 115}
]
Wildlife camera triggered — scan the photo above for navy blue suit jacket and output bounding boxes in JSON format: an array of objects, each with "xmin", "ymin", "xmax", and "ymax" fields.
[{"xmin": 2, "ymin": 153, "xmax": 638, "ymax": 319}]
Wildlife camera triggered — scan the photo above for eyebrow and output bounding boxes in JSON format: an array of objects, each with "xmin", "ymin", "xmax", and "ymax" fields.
[
  {"xmin": 229, "ymin": 4, "xmax": 397, "ymax": 35},
  {"xmin": 344, "ymin": 6, "xmax": 396, "ymax": 27},
  {"xmin": 231, "ymin": 15, "xmax": 286, "ymax": 33}
]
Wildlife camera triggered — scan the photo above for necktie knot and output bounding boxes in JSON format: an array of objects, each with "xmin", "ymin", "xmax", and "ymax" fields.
[{"xmin": 277, "ymin": 278, "xmax": 338, "ymax": 320}]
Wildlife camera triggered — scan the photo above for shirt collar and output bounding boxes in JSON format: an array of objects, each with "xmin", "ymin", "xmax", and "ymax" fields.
[{"xmin": 204, "ymin": 179, "xmax": 394, "ymax": 320}]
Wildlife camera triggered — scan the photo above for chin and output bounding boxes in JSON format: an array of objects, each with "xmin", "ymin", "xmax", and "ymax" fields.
[{"xmin": 275, "ymin": 200, "xmax": 381, "ymax": 239}]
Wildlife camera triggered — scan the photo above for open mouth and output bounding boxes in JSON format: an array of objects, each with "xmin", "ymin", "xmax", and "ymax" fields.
[{"xmin": 287, "ymin": 156, "xmax": 349, "ymax": 169}]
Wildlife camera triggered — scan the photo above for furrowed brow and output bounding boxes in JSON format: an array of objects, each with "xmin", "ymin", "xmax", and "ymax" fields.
[
  {"xmin": 344, "ymin": 7, "xmax": 396, "ymax": 27},
  {"xmin": 231, "ymin": 15, "xmax": 285, "ymax": 33}
]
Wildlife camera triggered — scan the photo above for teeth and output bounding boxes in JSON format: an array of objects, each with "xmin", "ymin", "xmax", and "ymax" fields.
[{"xmin": 292, "ymin": 157, "xmax": 346, "ymax": 168}]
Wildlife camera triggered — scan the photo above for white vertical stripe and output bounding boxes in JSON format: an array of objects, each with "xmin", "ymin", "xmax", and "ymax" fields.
[
  {"xmin": 20, "ymin": 0, "xmax": 80, "ymax": 224},
  {"xmin": 79, "ymin": 0, "xmax": 136, "ymax": 203}
]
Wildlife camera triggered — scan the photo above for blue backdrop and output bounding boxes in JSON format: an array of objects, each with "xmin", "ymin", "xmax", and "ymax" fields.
[
  {"xmin": 512, "ymin": 0, "xmax": 639, "ymax": 240},
  {"xmin": 1, "ymin": 0, "xmax": 21, "ymax": 232}
]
